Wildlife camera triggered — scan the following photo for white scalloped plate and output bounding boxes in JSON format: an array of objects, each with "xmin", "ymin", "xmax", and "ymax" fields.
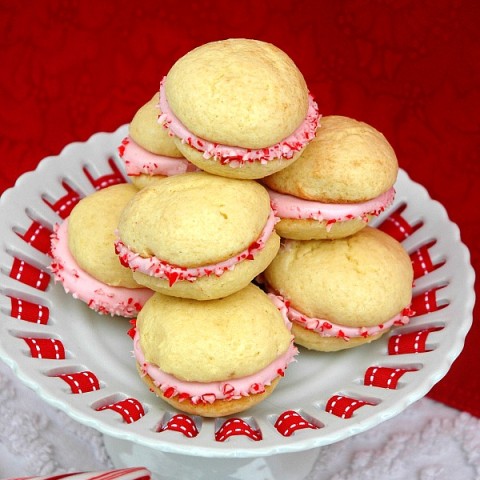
[{"xmin": 0, "ymin": 126, "xmax": 475, "ymax": 459}]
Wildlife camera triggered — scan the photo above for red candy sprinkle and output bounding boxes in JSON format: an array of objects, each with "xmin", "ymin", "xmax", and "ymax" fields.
[
  {"xmin": 127, "ymin": 319, "xmax": 137, "ymax": 339},
  {"xmin": 178, "ymin": 392, "xmax": 191, "ymax": 402},
  {"xmin": 250, "ymin": 383, "xmax": 265, "ymax": 394},
  {"xmin": 164, "ymin": 387, "xmax": 176, "ymax": 398}
]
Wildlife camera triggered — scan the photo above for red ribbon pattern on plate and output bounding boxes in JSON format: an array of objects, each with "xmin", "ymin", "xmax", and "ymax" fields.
[{"xmin": 4, "ymin": 159, "xmax": 449, "ymax": 439}]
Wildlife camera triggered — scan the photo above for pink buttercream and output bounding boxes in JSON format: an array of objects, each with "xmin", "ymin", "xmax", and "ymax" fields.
[
  {"xmin": 133, "ymin": 293, "xmax": 298, "ymax": 404},
  {"xmin": 269, "ymin": 293, "xmax": 412, "ymax": 341},
  {"xmin": 158, "ymin": 77, "xmax": 320, "ymax": 167},
  {"xmin": 50, "ymin": 220, "xmax": 153, "ymax": 317},
  {"xmin": 115, "ymin": 210, "xmax": 278, "ymax": 287},
  {"xmin": 268, "ymin": 187, "xmax": 395, "ymax": 229},
  {"xmin": 118, "ymin": 136, "xmax": 198, "ymax": 177}
]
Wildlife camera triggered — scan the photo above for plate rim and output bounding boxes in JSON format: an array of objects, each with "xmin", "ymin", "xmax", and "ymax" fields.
[{"xmin": 0, "ymin": 125, "xmax": 475, "ymax": 458}]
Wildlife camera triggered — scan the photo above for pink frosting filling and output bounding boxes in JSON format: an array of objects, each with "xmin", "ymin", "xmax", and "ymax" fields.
[
  {"xmin": 158, "ymin": 77, "xmax": 320, "ymax": 167},
  {"xmin": 118, "ymin": 136, "xmax": 198, "ymax": 177},
  {"xmin": 50, "ymin": 220, "xmax": 153, "ymax": 317},
  {"xmin": 269, "ymin": 293, "xmax": 412, "ymax": 340},
  {"xmin": 115, "ymin": 210, "xmax": 278, "ymax": 287},
  {"xmin": 133, "ymin": 293, "xmax": 298, "ymax": 404},
  {"xmin": 268, "ymin": 187, "xmax": 395, "ymax": 230}
]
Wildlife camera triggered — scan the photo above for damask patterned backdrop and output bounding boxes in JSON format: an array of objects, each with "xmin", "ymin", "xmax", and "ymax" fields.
[{"xmin": 0, "ymin": 0, "xmax": 479, "ymax": 416}]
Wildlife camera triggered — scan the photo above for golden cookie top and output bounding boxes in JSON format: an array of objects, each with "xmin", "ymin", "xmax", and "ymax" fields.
[
  {"xmin": 129, "ymin": 93, "xmax": 183, "ymax": 157},
  {"xmin": 264, "ymin": 227, "xmax": 413, "ymax": 327},
  {"xmin": 67, "ymin": 183, "xmax": 140, "ymax": 288},
  {"xmin": 263, "ymin": 115, "xmax": 398, "ymax": 203},
  {"xmin": 137, "ymin": 284, "xmax": 292, "ymax": 382},
  {"xmin": 117, "ymin": 172, "xmax": 272, "ymax": 267},
  {"xmin": 164, "ymin": 38, "xmax": 309, "ymax": 149}
]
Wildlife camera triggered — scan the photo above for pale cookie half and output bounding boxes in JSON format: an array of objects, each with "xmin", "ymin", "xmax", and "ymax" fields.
[
  {"xmin": 50, "ymin": 183, "xmax": 153, "ymax": 317},
  {"xmin": 116, "ymin": 172, "xmax": 280, "ymax": 299},
  {"xmin": 172, "ymin": 139, "xmax": 305, "ymax": 180},
  {"xmin": 130, "ymin": 93, "xmax": 184, "ymax": 158},
  {"xmin": 263, "ymin": 115, "xmax": 398, "ymax": 202},
  {"xmin": 165, "ymin": 38, "xmax": 309, "ymax": 148},
  {"xmin": 264, "ymin": 227, "xmax": 413, "ymax": 351},
  {"xmin": 68, "ymin": 183, "xmax": 140, "ymax": 288},
  {"xmin": 133, "ymin": 284, "xmax": 297, "ymax": 416},
  {"xmin": 159, "ymin": 38, "xmax": 319, "ymax": 179},
  {"xmin": 139, "ymin": 368, "xmax": 280, "ymax": 418},
  {"xmin": 262, "ymin": 115, "xmax": 398, "ymax": 239},
  {"xmin": 119, "ymin": 93, "xmax": 196, "ymax": 189}
]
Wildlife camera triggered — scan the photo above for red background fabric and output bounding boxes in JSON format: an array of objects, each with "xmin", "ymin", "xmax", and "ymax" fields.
[{"xmin": 0, "ymin": 1, "xmax": 478, "ymax": 416}]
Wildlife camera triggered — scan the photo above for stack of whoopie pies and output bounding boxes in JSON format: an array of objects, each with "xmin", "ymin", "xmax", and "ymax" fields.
[{"xmin": 51, "ymin": 38, "xmax": 413, "ymax": 418}]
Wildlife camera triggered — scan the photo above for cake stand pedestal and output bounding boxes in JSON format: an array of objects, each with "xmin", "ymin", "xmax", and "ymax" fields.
[{"xmin": 104, "ymin": 434, "xmax": 320, "ymax": 480}]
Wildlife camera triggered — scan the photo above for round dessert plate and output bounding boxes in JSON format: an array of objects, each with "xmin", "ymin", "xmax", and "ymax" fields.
[{"xmin": 0, "ymin": 126, "xmax": 475, "ymax": 462}]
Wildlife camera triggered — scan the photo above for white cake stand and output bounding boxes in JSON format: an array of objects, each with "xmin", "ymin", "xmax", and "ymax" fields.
[{"xmin": 0, "ymin": 126, "xmax": 475, "ymax": 479}]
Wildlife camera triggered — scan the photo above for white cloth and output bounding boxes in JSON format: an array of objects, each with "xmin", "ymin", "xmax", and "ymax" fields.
[{"xmin": 1, "ymin": 360, "xmax": 479, "ymax": 480}]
